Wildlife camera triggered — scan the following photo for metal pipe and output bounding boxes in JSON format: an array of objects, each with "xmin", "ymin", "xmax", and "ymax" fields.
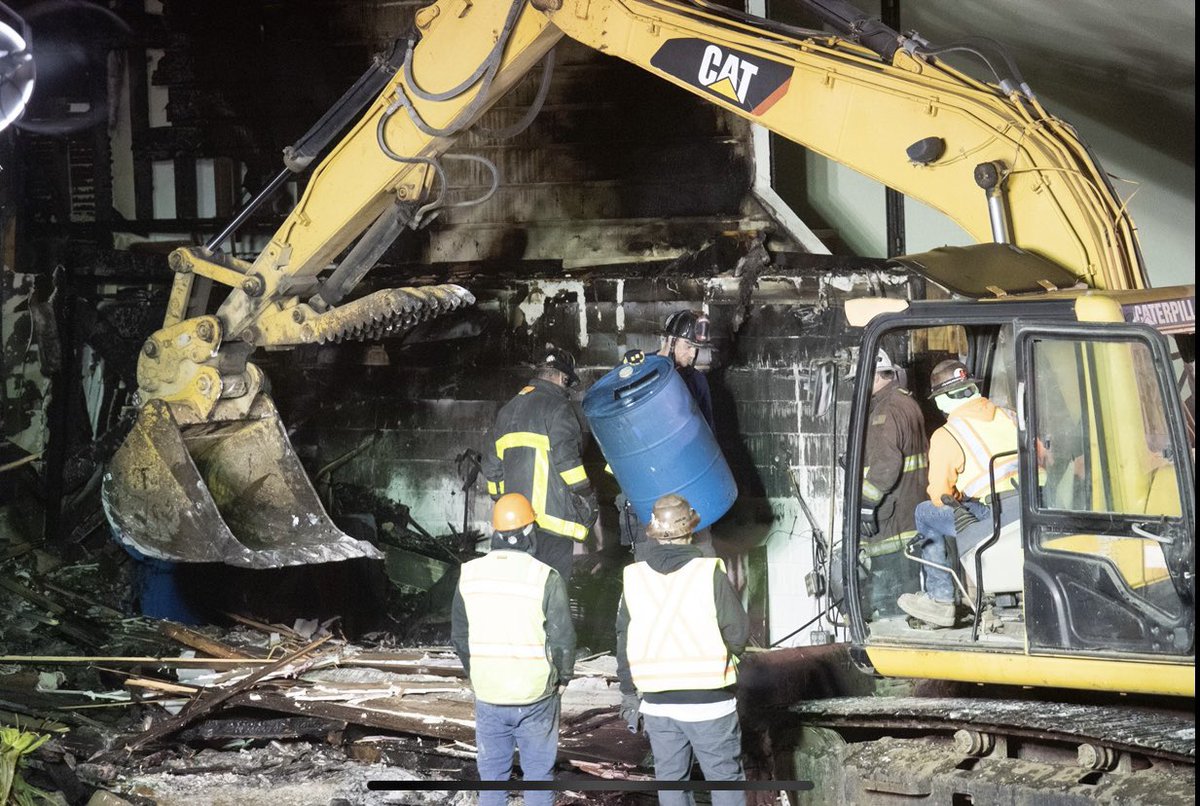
[
  {"xmin": 310, "ymin": 202, "xmax": 415, "ymax": 311},
  {"xmin": 974, "ymin": 161, "xmax": 1011, "ymax": 244},
  {"xmin": 204, "ymin": 168, "xmax": 290, "ymax": 253},
  {"xmin": 971, "ymin": 449, "xmax": 1019, "ymax": 641}
]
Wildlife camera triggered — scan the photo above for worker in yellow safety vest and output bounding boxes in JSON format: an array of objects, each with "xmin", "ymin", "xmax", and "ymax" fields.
[
  {"xmin": 482, "ymin": 345, "xmax": 598, "ymax": 582},
  {"xmin": 615, "ymin": 493, "xmax": 749, "ymax": 806},
  {"xmin": 898, "ymin": 359, "xmax": 1022, "ymax": 628},
  {"xmin": 451, "ymin": 493, "xmax": 576, "ymax": 806}
]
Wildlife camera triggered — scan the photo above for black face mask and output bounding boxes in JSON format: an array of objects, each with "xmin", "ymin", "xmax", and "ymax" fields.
[{"xmin": 491, "ymin": 524, "xmax": 537, "ymax": 554}]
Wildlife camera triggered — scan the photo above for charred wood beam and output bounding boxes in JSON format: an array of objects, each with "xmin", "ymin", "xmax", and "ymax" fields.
[
  {"xmin": 158, "ymin": 623, "xmax": 262, "ymax": 660},
  {"xmin": 176, "ymin": 715, "xmax": 344, "ymax": 742},
  {"xmin": 112, "ymin": 635, "xmax": 332, "ymax": 755}
]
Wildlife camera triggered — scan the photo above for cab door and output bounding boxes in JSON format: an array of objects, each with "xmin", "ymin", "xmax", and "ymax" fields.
[{"xmin": 1017, "ymin": 323, "xmax": 1195, "ymax": 658}]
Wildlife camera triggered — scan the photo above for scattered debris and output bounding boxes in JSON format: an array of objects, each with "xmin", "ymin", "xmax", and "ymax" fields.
[{"xmin": 0, "ymin": 482, "xmax": 656, "ymax": 804}]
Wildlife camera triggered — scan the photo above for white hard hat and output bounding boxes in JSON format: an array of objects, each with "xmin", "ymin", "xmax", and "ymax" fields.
[{"xmin": 848, "ymin": 349, "xmax": 895, "ymax": 380}]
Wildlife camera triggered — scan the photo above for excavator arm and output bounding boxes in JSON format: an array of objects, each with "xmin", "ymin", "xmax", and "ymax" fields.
[{"xmin": 104, "ymin": 0, "xmax": 1147, "ymax": 567}]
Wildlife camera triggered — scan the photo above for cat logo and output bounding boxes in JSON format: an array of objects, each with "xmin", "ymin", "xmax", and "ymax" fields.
[
  {"xmin": 651, "ymin": 38, "xmax": 792, "ymax": 115},
  {"xmin": 698, "ymin": 45, "xmax": 758, "ymax": 105}
]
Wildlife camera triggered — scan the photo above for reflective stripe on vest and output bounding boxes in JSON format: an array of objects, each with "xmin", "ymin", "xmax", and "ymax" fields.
[
  {"xmin": 623, "ymin": 558, "xmax": 738, "ymax": 693},
  {"xmin": 495, "ymin": 431, "xmax": 587, "ymax": 541},
  {"xmin": 944, "ymin": 408, "xmax": 1019, "ymax": 499},
  {"xmin": 459, "ymin": 551, "xmax": 553, "ymax": 705}
]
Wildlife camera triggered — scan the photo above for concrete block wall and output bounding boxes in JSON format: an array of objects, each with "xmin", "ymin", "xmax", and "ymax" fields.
[{"xmin": 267, "ymin": 262, "xmax": 916, "ymax": 646}]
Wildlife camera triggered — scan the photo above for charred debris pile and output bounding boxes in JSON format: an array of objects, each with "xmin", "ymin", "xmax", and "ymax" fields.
[{"xmin": 0, "ymin": 497, "xmax": 649, "ymax": 805}]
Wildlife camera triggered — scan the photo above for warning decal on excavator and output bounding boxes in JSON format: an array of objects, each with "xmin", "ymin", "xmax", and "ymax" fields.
[{"xmin": 651, "ymin": 39, "xmax": 791, "ymax": 116}]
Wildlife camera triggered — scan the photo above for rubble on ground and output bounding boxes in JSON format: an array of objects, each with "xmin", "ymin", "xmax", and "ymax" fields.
[{"xmin": 0, "ymin": 506, "xmax": 652, "ymax": 805}]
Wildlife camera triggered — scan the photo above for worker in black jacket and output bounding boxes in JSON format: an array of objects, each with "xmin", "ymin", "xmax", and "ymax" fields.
[
  {"xmin": 615, "ymin": 494, "xmax": 749, "ymax": 806},
  {"xmin": 855, "ymin": 350, "xmax": 928, "ymax": 618},
  {"xmin": 483, "ymin": 345, "xmax": 597, "ymax": 582}
]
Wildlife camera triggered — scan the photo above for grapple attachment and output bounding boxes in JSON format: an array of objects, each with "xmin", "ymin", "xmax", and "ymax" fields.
[{"xmin": 102, "ymin": 396, "xmax": 382, "ymax": 568}]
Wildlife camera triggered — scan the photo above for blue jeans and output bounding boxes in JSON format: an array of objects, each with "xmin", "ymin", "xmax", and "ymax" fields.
[
  {"xmin": 474, "ymin": 694, "xmax": 560, "ymax": 806},
  {"xmin": 913, "ymin": 499, "xmax": 996, "ymax": 603},
  {"xmin": 642, "ymin": 711, "xmax": 745, "ymax": 806}
]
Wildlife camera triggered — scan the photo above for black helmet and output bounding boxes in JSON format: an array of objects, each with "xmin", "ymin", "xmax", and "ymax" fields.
[
  {"xmin": 928, "ymin": 359, "xmax": 978, "ymax": 399},
  {"xmin": 663, "ymin": 310, "xmax": 711, "ymax": 345},
  {"xmin": 538, "ymin": 344, "xmax": 578, "ymax": 387}
]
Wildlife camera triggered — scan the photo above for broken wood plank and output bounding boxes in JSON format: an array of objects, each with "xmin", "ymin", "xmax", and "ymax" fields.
[
  {"xmin": 0, "ymin": 542, "xmax": 38, "ymax": 563},
  {"xmin": 226, "ymin": 690, "xmax": 477, "ymax": 746},
  {"xmin": 227, "ymin": 690, "xmax": 651, "ymax": 768},
  {"xmin": 116, "ymin": 635, "xmax": 332, "ymax": 754},
  {"xmin": 158, "ymin": 623, "xmax": 260, "ymax": 660},
  {"xmin": 41, "ymin": 582, "xmax": 125, "ymax": 621},
  {"xmin": 176, "ymin": 715, "xmax": 344, "ymax": 742},
  {"xmin": 0, "ymin": 576, "xmax": 67, "ymax": 615},
  {"xmin": 223, "ymin": 612, "xmax": 306, "ymax": 642},
  {"xmin": 124, "ymin": 678, "xmax": 199, "ymax": 696}
]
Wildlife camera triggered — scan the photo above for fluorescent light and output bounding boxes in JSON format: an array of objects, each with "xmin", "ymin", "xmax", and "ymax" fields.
[{"xmin": 0, "ymin": 17, "xmax": 35, "ymax": 131}]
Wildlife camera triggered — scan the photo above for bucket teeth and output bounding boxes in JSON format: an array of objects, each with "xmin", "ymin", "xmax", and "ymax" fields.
[{"xmin": 309, "ymin": 283, "xmax": 475, "ymax": 344}]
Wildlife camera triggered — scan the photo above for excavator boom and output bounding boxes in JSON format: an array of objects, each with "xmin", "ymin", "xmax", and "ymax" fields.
[{"xmin": 104, "ymin": 0, "xmax": 1147, "ymax": 567}]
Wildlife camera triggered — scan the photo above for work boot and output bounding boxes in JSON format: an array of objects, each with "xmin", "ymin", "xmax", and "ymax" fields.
[{"xmin": 897, "ymin": 592, "xmax": 957, "ymax": 628}]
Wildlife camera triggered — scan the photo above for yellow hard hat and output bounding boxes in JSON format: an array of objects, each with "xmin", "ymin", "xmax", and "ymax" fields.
[{"xmin": 493, "ymin": 493, "xmax": 537, "ymax": 532}]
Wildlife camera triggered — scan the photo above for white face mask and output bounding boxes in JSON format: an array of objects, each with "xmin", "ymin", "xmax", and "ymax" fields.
[{"xmin": 935, "ymin": 387, "xmax": 978, "ymax": 414}]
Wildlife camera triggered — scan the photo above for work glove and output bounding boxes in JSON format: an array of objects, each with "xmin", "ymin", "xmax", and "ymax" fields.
[
  {"xmin": 858, "ymin": 505, "xmax": 879, "ymax": 539},
  {"xmin": 572, "ymin": 491, "xmax": 600, "ymax": 530},
  {"xmin": 941, "ymin": 495, "xmax": 980, "ymax": 533},
  {"xmin": 619, "ymin": 693, "xmax": 642, "ymax": 734}
]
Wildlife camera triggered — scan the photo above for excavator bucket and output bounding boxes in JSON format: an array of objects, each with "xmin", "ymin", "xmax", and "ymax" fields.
[
  {"xmin": 102, "ymin": 397, "xmax": 383, "ymax": 568},
  {"xmin": 101, "ymin": 282, "xmax": 475, "ymax": 567}
]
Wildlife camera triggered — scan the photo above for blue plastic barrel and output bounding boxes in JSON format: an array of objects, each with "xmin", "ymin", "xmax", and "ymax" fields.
[{"xmin": 583, "ymin": 355, "xmax": 736, "ymax": 530}]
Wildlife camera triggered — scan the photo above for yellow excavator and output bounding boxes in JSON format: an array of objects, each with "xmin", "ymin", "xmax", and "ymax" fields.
[{"xmin": 101, "ymin": 0, "xmax": 1193, "ymax": 794}]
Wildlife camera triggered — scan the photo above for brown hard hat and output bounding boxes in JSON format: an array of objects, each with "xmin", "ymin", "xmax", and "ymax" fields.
[
  {"xmin": 928, "ymin": 359, "xmax": 978, "ymax": 399},
  {"xmin": 646, "ymin": 493, "xmax": 701, "ymax": 540},
  {"xmin": 493, "ymin": 493, "xmax": 537, "ymax": 532}
]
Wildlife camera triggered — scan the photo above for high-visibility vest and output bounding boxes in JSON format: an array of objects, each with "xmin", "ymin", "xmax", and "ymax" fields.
[
  {"xmin": 943, "ymin": 407, "xmax": 1019, "ymax": 500},
  {"xmin": 623, "ymin": 558, "xmax": 738, "ymax": 693},
  {"xmin": 458, "ymin": 551, "xmax": 554, "ymax": 705}
]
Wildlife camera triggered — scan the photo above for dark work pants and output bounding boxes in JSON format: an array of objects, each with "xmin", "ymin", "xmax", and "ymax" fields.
[{"xmin": 534, "ymin": 528, "xmax": 575, "ymax": 583}]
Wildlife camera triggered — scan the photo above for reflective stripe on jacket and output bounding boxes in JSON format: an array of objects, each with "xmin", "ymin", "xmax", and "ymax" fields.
[
  {"xmin": 623, "ymin": 557, "xmax": 738, "ymax": 693},
  {"xmin": 458, "ymin": 551, "xmax": 554, "ymax": 705},
  {"xmin": 931, "ymin": 400, "xmax": 1019, "ymax": 501},
  {"xmin": 483, "ymin": 378, "xmax": 591, "ymax": 541}
]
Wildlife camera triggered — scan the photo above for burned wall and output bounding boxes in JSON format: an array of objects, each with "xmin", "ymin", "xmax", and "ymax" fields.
[{"xmin": 264, "ymin": 250, "xmax": 917, "ymax": 646}]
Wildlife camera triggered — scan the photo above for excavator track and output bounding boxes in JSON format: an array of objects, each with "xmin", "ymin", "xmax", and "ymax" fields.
[
  {"xmin": 792, "ymin": 696, "xmax": 1195, "ymax": 764},
  {"xmin": 777, "ymin": 696, "xmax": 1195, "ymax": 804}
]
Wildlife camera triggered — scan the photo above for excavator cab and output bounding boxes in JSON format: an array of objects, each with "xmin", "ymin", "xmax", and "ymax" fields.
[{"xmin": 842, "ymin": 283, "xmax": 1196, "ymax": 696}]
